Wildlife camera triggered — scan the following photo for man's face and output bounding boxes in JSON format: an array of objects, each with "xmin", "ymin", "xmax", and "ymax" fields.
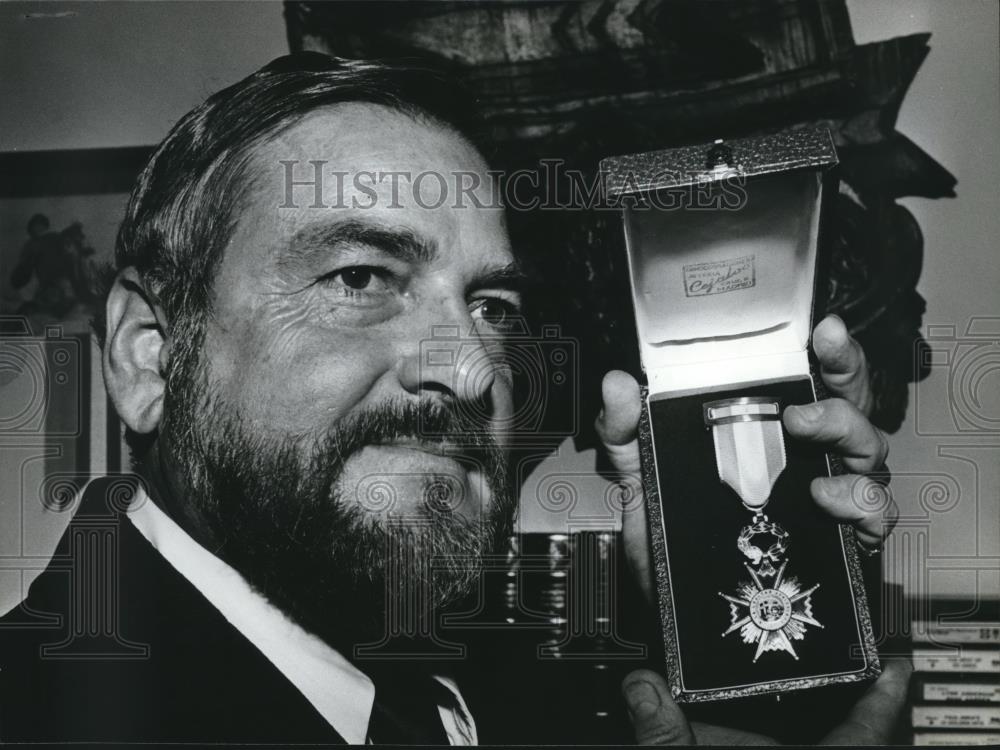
[
  {"xmin": 158, "ymin": 104, "xmax": 520, "ymax": 642},
  {"xmin": 208, "ymin": 104, "xmax": 516, "ymax": 516}
]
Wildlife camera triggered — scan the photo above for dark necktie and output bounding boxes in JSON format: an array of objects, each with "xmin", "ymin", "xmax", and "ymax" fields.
[{"xmin": 366, "ymin": 671, "xmax": 456, "ymax": 745}]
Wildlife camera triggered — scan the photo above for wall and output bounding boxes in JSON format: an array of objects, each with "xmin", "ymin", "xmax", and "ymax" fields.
[
  {"xmin": 0, "ymin": 1, "xmax": 288, "ymax": 615},
  {"xmin": 0, "ymin": 0, "xmax": 287, "ymax": 151},
  {"xmin": 845, "ymin": 0, "xmax": 1000, "ymax": 600}
]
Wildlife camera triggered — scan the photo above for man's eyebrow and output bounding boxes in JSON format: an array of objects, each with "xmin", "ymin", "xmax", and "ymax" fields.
[
  {"xmin": 469, "ymin": 261, "xmax": 528, "ymax": 294},
  {"xmin": 282, "ymin": 218, "xmax": 438, "ymax": 267}
]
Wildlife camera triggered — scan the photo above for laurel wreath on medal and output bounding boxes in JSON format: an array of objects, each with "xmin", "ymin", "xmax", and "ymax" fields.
[{"xmin": 735, "ymin": 518, "xmax": 788, "ymax": 577}]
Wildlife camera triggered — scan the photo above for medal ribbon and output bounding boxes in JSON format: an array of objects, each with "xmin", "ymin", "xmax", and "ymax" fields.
[{"xmin": 704, "ymin": 398, "xmax": 787, "ymax": 509}]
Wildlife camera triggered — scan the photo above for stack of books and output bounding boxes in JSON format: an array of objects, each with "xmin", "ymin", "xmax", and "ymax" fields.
[{"xmin": 910, "ymin": 603, "xmax": 1000, "ymax": 746}]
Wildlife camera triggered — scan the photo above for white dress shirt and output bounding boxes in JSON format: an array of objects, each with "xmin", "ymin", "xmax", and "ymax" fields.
[{"xmin": 125, "ymin": 485, "xmax": 477, "ymax": 745}]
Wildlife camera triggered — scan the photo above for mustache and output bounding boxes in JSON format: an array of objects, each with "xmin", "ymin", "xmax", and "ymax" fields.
[
  {"xmin": 318, "ymin": 398, "xmax": 504, "ymax": 471},
  {"xmin": 171, "ymin": 389, "xmax": 508, "ymax": 509}
]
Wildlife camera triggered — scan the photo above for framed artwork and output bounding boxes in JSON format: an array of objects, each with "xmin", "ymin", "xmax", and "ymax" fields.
[
  {"xmin": 0, "ymin": 146, "xmax": 151, "ymax": 330},
  {"xmin": 0, "ymin": 146, "xmax": 150, "ymax": 615}
]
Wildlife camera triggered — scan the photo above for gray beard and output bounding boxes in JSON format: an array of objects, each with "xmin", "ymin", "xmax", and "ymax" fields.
[{"xmin": 157, "ymin": 354, "xmax": 516, "ymax": 655}]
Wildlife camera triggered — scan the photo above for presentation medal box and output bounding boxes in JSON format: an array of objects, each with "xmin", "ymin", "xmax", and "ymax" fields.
[{"xmin": 601, "ymin": 127, "xmax": 880, "ymax": 702}]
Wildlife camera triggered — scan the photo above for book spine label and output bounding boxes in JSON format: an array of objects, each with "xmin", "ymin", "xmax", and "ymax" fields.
[
  {"xmin": 921, "ymin": 682, "xmax": 1000, "ymax": 703},
  {"xmin": 913, "ymin": 622, "xmax": 1000, "ymax": 644},
  {"xmin": 913, "ymin": 649, "xmax": 1000, "ymax": 673},
  {"xmin": 912, "ymin": 706, "xmax": 1000, "ymax": 729},
  {"xmin": 913, "ymin": 731, "xmax": 1000, "ymax": 746}
]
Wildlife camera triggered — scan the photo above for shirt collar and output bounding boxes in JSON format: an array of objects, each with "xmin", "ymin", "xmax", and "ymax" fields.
[{"xmin": 125, "ymin": 485, "xmax": 375, "ymax": 744}]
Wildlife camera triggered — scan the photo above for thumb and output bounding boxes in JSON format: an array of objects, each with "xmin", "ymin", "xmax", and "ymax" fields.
[
  {"xmin": 623, "ymin": 669, "xmax": 695, "ymax": 746},
  {"xmin": 594, "ymin": 370, "xmax": 652, "ymax": 601},
  {"xmin": 594, "ymin": 370, "xmax": 642, "ymax": 476},
  {"xmin": 813, "ymin": 314, "xmax": 874, "ymax": 416},
  {"xmin": 820, "ymin": 657, "xmax": 912, "ymax": 745}
]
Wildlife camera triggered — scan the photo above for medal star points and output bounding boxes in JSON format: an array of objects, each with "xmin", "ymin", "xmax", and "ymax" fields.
[{"xmin": 719, "ymin": 572, "xmax": 822, "ymax": 661}]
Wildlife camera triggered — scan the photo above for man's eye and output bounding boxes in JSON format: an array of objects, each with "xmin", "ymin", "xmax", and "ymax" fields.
[
  {"xmin": 321, "ymin": 266, "xmax": 391, "ymax": 295},
  {"xmin": 339, "ymin": 267, "xmax": 375, "ymax": 289},
  {"xmin": 472, "ymin": 297, "xmax": 520, "ymax": 330}
]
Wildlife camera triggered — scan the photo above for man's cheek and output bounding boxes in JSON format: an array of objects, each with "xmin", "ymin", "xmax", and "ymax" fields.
[{"xmin": 222, "ymin": 342, "xmax": 390, "ymax": 436}]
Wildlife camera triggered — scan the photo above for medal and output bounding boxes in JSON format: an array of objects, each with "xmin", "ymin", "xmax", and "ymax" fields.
[{"xmin": 704, "ymin": 397, "xmax": 822, "ymax": 662}]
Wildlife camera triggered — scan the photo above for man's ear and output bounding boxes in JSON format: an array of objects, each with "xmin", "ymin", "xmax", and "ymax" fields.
[{"xmin": 103, "ymin": 268, "xmax": 169, "ymax": 436}]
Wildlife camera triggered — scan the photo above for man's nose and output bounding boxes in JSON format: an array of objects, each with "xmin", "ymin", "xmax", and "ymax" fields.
[{"xmin": 396, "ymin": 323, "xmax": 497, "ymax": 404}]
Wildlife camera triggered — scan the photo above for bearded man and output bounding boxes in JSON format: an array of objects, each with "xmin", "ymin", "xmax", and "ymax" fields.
[{"xmin": 0, "ymin": 53, "xmax": 906, "ymax": 745}]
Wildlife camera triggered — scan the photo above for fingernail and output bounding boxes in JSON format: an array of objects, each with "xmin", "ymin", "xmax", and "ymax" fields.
[
  {"xmin": 624, "ymin": 680, "xmax": 661, "ymax": 719},
  {"xmin": 793, "ymin": 403, "xmax": 823, "ymax": 422}
]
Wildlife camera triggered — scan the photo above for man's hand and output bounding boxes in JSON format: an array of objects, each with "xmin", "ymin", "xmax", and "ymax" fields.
[
  {"xmin": 783, "ymin": 315, "xmax": 896, "ymax": 551},
  {"xmin": 595, "ymin": 314, "xmax": 897, "ymax": 602},
  {"xmin": 623, "ymin": 658, "xmax": 913, "ymax": 745}
]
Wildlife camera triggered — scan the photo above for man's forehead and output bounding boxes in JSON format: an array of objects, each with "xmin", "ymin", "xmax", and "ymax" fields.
[
  {"xmin": 231, "ymin": 102, "xmax": 513, "ymax": 271},
  {"xmin": 263, "ymin": 102, "xmax": 487, "ymax": 174},
  {"xmin": 253, "ymin": 103, "xmax": 500, "ymax": 213}
]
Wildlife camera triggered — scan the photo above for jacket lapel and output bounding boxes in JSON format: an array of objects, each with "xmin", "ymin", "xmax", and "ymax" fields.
[{"xmin": 1, "ymin": 476, "xmax": 345, "ymax": 744}]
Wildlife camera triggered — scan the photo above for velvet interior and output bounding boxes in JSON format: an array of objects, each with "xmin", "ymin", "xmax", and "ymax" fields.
[{"xmin": 647, "ymin": 378, "xmax": 871, "ymax": 694}]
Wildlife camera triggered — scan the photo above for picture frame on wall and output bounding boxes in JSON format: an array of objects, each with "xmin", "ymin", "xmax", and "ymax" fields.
[
  {"xmin": 0, "ymin": 146, "xmax": 151, "ymax": 616},
  {"xmin": 0, "ymin": 146, "xmax": 151, "ymax": 333}
]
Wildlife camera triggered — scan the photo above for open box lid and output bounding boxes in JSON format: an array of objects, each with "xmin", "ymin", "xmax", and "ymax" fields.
[{"xmin": 600, "ymin": 127, "xmax": 838, "ymax": 397}]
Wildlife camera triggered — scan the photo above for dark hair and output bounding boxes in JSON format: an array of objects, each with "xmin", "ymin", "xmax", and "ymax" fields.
[{"xmin": 93, "ymin": 52, "xmax": 484, "ymax": 349}]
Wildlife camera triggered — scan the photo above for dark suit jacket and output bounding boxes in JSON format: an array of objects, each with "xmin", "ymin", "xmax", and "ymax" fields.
[{"xmin": 0, "ymin": 477, "xmax": 346, "ymax": 744}]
